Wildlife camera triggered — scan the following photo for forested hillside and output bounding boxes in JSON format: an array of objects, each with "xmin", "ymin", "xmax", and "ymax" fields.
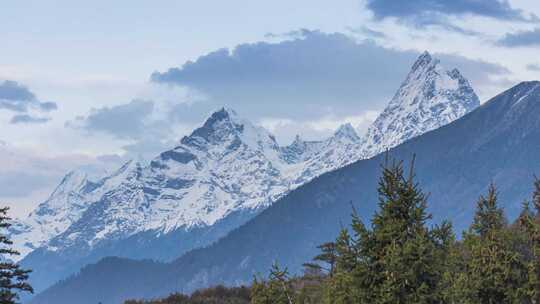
[{"xmin": 128, "ymin": 160, "xmax": 540, "ymax": 303}]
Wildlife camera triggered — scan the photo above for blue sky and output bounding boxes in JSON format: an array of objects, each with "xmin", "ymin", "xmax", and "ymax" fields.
[{"xmin": 1, "ymin": 0, "xmax": 540, "ymax": 215}]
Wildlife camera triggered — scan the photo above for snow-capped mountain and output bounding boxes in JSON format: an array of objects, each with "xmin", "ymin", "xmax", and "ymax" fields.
[
  {"xmin": 10, "ymin": 160, "xmax": 140, "ymax": 257},
  {"xmin": 48, "ymin": 109, "xmax": 292, "ymax": 251},
  {"xmin": 13, "ymin": 109, "xmax": 285, "ymax": 257},
  {"xmin": 9, "ymin": 171, "xmax": 93, "ymax": 258},
  {"xmin": 361, "ymin": 51, "xmax": 480, "ymax": 157},
  {"xmin": 12, "ymin": 51, "xmax": 480, "ymax": 294},
  {"xmin": 13, "ymin": 110, "xmax": 360, "ymax": 260}
]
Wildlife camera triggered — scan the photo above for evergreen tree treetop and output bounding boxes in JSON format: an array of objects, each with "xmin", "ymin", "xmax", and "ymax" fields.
[
  {"xmin": 471, "ymin": 183, "xmax": 507, "ymax": 238},
  {"xmin": 372, "ymin": 159, "xmax": 431, "ymax": 246}
]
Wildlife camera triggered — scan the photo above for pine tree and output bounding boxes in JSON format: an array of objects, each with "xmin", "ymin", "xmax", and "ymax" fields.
[
  {"xmin": 251, "ymin": 276, "xmax": 271, "ymax": 304},
  {"xmin": 520, "ymin": 179, "xmax": 540, "ymax": 303},
  {"xmin": 251, "ymin": 263, "xmax": 294, "ymax": 304},
  {"xmin": 471, "ymin": 184, "xmax": 506, "ymax": 238},
  {"xmin": 533, "ymin": 177, "xmax": 540, "ymax": 214},
  {"xmin": 321, "ymin": 229, "xmax": 359, "ymax": 304},
  {"xmin": 0, "ymin": 207, "xmax": 33, "ymax": 304},
  {"xmin": 369, "ymin": 160, "xmax": 448, "ymax": 303},
  {"xmin": 320, "ymin": 159, "xmax": 451, "ymax": 304},
  {"xmin": 303, "ymin": 242, "xmax": 337, "ymax": 277},
  {"xmin": 460, "ymin": 184, "xmax": 528, "ymax": 303}
]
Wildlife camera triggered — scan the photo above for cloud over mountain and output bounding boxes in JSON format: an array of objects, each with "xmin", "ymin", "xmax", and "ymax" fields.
[
  {"xmin": 67, "ymin": 99, "xmax": 155, "ymax": 140},
  {"xmin": 65, "ymin": 98, "xmax": 192, "ymax": 159},
  {"xmin": 151, "ymin": 30, "xmax": 508, "ymax": 143}
]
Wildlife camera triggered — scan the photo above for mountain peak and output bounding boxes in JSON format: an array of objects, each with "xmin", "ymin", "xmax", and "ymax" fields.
[
  {"xmin": 179, "ymin": 107, "xmax": 280, "ymax": 157},
  {"xmin": 411, "ymin": 51, "xmax": 437, "ymax": 72},
  {"xmin": 333, "ymin": 123, "xmax": 360, "ymax": 142},
  {"xmin": 208, "ymin": 107, "xmax": 239, "ymax": 123},
  {"xmin": 199, "ymin": 107, "xmax": 241, "ymax": 131},
  {"xmin": 52, "ymin": 170, "xmax": 89, "ymax": 196},
  {"xmin": 181, "ymin": 108, "xmax": 244, "ymax": 146},
  {"xmin": 362, "ymin": 52, "xmax": 480, "ymax": 157}
]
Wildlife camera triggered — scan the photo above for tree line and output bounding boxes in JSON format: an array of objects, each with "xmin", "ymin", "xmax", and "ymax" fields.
[
  {"xmin": 251, "ymin": 160, "xmax": 540, "ymax": 304},
  {"xmin": 130, "ymin": 159, "xmax": 540, "ymax": 303},
  {"xmin": 5, "ymin": 158, "xmax": 540, "ymax": 303}
]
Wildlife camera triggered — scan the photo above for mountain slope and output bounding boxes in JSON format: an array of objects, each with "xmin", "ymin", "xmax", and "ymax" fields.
[
  {"xmin": 31, "ymin": 81, "xmax": 540, "ymax": 304},
  {"xmin": 10, "ymin": 162, "xmax": 138, "ymax": 259},
  {"xmin": 15, "ymin": 51, "xmax": 479, "ymax": 295},
  {"xmin": 14, "ymin": 110, "xmax": 365, "ymax": 294}
]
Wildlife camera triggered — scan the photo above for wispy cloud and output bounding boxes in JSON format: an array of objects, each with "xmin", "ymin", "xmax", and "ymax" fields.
[
  {"xmin": 366, "ymin": 0, "xmax": 534, "ymax": 22},
  {"xmin": 0, "ymin": 80, "xmax": 58, "ymax": 124},
  {"xmin": 497, "ymin": 28, "xmax": 540, "ymax": 47},
  {"xmin": 527, "ymin": 63, "xmax": 540, "ymax": 71},
  {"xmin": 65, "ymin": 95, "xmax": 196, "ymax": 159},
  {"xmin": 66, "ymin": 99, "xmax": 155, "ymax": 140},
  {"xmin": 364, "ymin": 0, "xmax": 537, "ymax": 36},
  {"xmin": 10, "ymin": 114, "xmax": 50, "ymax": 124}
]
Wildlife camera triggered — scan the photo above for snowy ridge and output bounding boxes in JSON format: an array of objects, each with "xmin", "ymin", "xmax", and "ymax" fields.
[
  {"xmin": 9, "ymin": 171, "xmax": 93, "ymax": 257},
  {"xmin": 10, "ymin": 51, "xmax": 480, "ymax": 263},
  {"xmin": 361, "ymin": 51, "xmax": 480, "ymax": 157}
]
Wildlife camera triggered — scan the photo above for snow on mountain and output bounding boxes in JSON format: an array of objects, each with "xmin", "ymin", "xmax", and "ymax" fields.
[
  {"xmin": 9, "ymin": 171, "xmax": 93, "ymax": 258},
  {"xmin": 12, "ymin": 109, "xmax": 287, "ymax": 255},
  {"xmin": 10, "ymin": 160, "xmax": 140, "ymax": 259},
  {"xmin": 281, "ymin": 123, "xmax": 363, "ymax": 188},
  {"xmin": 10, "ymin": 51, "xmax": 480, "ymax": 267},
  {"xmin": 361, "ymin": 51, "xmax": 480, "ymax": 157}
]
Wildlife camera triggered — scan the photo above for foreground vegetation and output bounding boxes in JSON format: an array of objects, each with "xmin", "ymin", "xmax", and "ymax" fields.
[
  {"xmin": 124, "ymin": 285, "xmax": 250, "ymax": 304},
  {"xmin": 0, "ymin": 207, "xmax": 33, "ymax": 303},
  {"xmin": 129, "ymin": 159, "xmax": 540, "ymax": 304}
]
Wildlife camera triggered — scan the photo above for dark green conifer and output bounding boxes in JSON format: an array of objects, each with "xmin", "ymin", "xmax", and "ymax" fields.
[
  {"xmin": 306, "ymin": 242, "xmax": 337, "ymax": 277},
  {"xmin": 520, "ymin": 180, "xmax": 540, "ymax": 303},
  {"xmin": 0, "ymin": 207, "xmax": 33, "ymax": 304},
  {"xmin": 460, "ymin": 184, "xmax": 528, "ymax": 303},
  {"xmin": 471, "ymin": 184, "xmax": 506, "ymax": 238},
  {"xmin": 321, "ymin": 159, "xmax": 451, "ymax": 304},
  {"xmin": 251, "ymin": 262, "xmax": 294, "ymax": 304}
]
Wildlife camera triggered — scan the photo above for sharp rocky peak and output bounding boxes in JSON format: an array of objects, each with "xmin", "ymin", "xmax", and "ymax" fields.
[
  {"xmin": 332, "ymin": 123, "xmax": 360, "ymax": 142},
  {"xmin": 410, "ymin": 51, "xmax": 437, "ymax": 72},
  {"xmin": 183, "ymin": 108, "xmax": 241, "ymax": 141},
  {"xmin": 48, "ymin": 170, "xmax": 90, "ymax": 198},
  {"xmin": 361, "ymin": 51, "xmax": 480, "ymax": 157},
  {"xmin": 179, "ymin": 107, "xmax": 280, "ymax": 153}
]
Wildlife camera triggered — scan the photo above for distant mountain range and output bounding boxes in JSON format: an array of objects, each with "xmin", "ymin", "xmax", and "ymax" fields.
[
  {"xmin": 10, "ymin": 51, "xmax": 480, "ymax": 297},
  {"xmin": 30, "ymin": 79, "xmax": 540, "ymax": 304}
]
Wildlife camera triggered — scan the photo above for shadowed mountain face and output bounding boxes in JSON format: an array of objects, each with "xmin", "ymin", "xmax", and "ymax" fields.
[{"xmin": 31, "ymin": 81, "xmax": 540, "ymax": 304}]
